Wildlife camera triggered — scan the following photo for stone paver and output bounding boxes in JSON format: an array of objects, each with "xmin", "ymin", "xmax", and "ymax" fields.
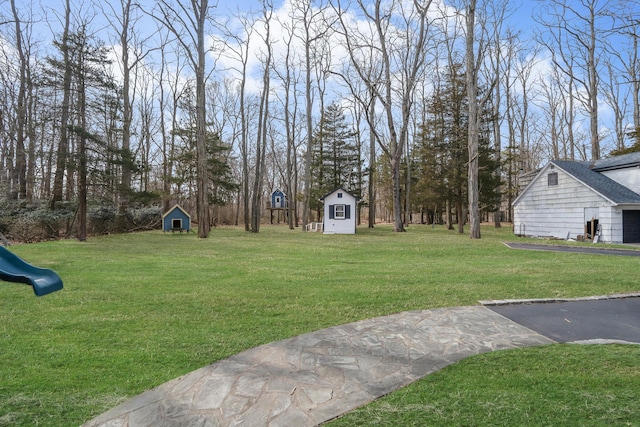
[{"xmin": 82, "ymin": 306, "xmax": 553, "ymax": 427}]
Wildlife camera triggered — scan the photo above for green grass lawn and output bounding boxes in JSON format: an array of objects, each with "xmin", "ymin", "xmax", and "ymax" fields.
[{"xmin": 1, "ymin": 224, "xmax": 639, "ymax": 426}]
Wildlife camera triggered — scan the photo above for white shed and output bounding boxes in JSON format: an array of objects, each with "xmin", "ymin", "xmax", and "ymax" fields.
[
  {"xmin": 321, "ymin": 187, "xmax": 358, "ymax": 234},
  {"xmin": 513, "ymin": 153, "xmax": 640, "ymax": 243}
]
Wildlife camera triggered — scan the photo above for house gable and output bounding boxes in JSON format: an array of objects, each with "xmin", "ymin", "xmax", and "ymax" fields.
[
  {"xmin": 513, "ymin": 164, "xmax": 612, "ymax": 240},
  {"xmin": 515, "ymin": 163, "xmax": 610, "ymax": 209},
  {"xmin": 513, "ymin": 156, "xmax": 640, "ymax": 243},
  {"xmin": 514, "ymin": 161, "xmax": 640, "ymax": 208}
]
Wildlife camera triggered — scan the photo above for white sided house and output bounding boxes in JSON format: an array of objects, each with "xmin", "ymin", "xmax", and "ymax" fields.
[
  {"xmin": 321, "ymin": 187, "xmax": 358, "ymax": 234},
  {"xmin": 513, "ymin": 153, "xmax": 640, "ymax": 243}
]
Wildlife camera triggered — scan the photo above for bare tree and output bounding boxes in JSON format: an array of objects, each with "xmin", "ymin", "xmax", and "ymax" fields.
[
  {"xmin": 607, "ymin": 7, "xmax": 640, "ymax": 149},
  {"xmin": 334, "ymin": 0, "xmax": 434, "ymax": 232},
  {"xmin": 136, "ymin": 68, "xmax": 158, "ymax": 192},
  {"xmin": 514, "ymin": 50, "xmax": 539, "ymax": 167},
  {"xmin": 463, "ymin": 0, "xmax": 509, "ymax": 238},
  {"xmin": 75, "ymin": 27, "xmax": 88, "ymax": 242},
  {"xmin": 152, "ymin": 0, "xmax": 214, "ymax": 238},
  {"xmin": 536, "ymin": 50, "xmax": 580, "ymax": 161},
  {"xmin": 293, "ymin": 0, "xmax": 334, "ymax": 230},
  {"xmin": 490, "ymin": 35, "xmax": 502, "ymax": 228},
  {"xmin": 602, "ymin": 62, "xmax": 629, "ymax": 152},
  {"xmin": 9, "ymin": 0, "xmax": 29, "ymax": 200},
  {"xmin": 250, "ymin": 1, "xmax": 274, "ymax": 233},
  {"xmin": 154, "ymin": 28, "xmax": 188, "ymax": 212},
  {"xmin": 465, "ymin": 0, "xmax": 481, "ymax": 239},
  {"xmin": 273, "ymin": 8, "xmax": 303, "ymax": 229},
  {"xmin": 537, "ymin": 65, "xmax": 561, "ymax": 160},
  {"xmin": 367, "ymin": 87, "xmax": 377, "ymax": 228},
  {"xmin": 537, "ymin": 0, "xmax": 614, "ymax": 160},
  {"xmin": 334, "ymin": 63, "xmax": 383, "ymax": 229},
  {"xmin": 49, "ymin": 0, "xmax": 72, "ymax": 210},
  {"xmin": 101, "ymin": 0, "xmax": 155, "ymax": 211},
  {"xmin": 219, "ymin": 11, "xmax": 255, "ymax": 230},
  {"xmin": 484, "ymin": 0, "xmax": 514, "ymax": 229}
]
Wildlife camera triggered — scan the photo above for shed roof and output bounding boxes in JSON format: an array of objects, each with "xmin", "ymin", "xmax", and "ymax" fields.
[
  {"xmin": 162, "ymin": 204, "xmax": 191, "ymax": 220},
  {"xmin": 551, "ymin": 160, "xmax": 640, "ymax": 205},
  {"xmin": 320, "ymin": 187, "xmax": 359, "ymax": 201}
]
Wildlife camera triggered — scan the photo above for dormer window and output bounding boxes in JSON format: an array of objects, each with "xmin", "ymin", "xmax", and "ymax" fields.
[
  {"xmin": 548, "ymin": 172, "xmax": 558, "ymax": 186},
  {"xmin": 337, "ymin": 192, "xmax": 343, "ymax": 198}
]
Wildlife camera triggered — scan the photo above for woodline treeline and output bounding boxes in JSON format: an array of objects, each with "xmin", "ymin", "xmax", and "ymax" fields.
[{"xmin": 0, "ymin": 0, "xmax": 638, "ymax": 241}]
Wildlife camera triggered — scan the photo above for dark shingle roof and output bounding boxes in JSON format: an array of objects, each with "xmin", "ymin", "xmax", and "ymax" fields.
[
  {"xmin": 593, "ymin": 152, "xmax": 640, "ymax": 171},
  {"xmin": 552, "ymin": 160, "xmax": 640, "ymax": 204}
]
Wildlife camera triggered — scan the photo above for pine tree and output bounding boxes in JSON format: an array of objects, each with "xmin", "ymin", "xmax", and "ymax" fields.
[
  {"xmin": 310, "ymin": 103, "xmax": 360, "ymax": 213},
  {"xmin": 412, "ymin": 64, "xmax": 500, "ymax": 229},
  {"xmin": 172, "ymin": 119, "xmax": 237, "ymax": 211},
  {"xmin": 45, "ymin": 23, "xmax": 120, "ymax": 239}
]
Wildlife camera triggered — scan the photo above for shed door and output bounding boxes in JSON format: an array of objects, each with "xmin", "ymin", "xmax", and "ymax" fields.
[{"xmin": 623, "ymin": 210, "xmax": 640, "ymax": 243}]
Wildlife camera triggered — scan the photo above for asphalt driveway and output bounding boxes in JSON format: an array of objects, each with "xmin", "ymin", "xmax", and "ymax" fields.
[
  {"xmin": 488, "ymin": 297, "xmax": 640, "ymax": 344},
  {"xmin": 504, "ymin": 242, "xmax": 640, "ymax": 256}
]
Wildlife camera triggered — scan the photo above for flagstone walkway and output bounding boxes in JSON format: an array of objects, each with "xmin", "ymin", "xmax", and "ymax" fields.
[{"xmin": 82, "ymin": 305, "xmax": 554, "ymax": 427}]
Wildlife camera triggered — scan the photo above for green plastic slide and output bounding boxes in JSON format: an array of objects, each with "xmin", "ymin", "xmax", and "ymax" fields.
[{"xmin": 0, "ymin": 246, "xmax": 63, "ymax": 296}]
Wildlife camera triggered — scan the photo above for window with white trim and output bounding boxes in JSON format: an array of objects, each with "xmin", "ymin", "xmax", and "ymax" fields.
[
  {"xmin": 334, "ymin": 204, "xmax": 346, "ymax": 219},
  {"xmin": 548, "ymin": 172, "xmax": 558, "ymax": 186}
]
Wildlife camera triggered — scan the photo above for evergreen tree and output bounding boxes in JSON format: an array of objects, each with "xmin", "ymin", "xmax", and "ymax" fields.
[
  {"xmin": 310, "ymin": 103, "xmax": 360, "ymax": 214},
  {"xmin": 172, "ymin": 123, "xmax": 237, "ymax": 210},
  {"xmin": 45, "ymin": 24, "xmax": 121, "ymax": 239},
  {"xmin": 412, "ymin": 64, "xmax": 500, "ymax": 229}
]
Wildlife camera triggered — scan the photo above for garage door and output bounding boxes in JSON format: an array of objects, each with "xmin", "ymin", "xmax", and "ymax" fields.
[{"xmin": 623, "ymin": 210, "xmax": 640, "ymax": 243}]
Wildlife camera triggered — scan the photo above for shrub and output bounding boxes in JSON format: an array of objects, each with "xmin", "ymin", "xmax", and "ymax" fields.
[
  {"xmin": 87, "ymin": 206, "xmax": 162, "ymax": 234},
  {"xmin": 88, "ymin": 206, "xmax": 119, "ymax": 235},
  {"xmin": 0, "ymin": 200, "xmax": 74, "ymax": 242},
  {"xmin": 0, "ymin": 199, "xmax": 161, "ymax": 242}
]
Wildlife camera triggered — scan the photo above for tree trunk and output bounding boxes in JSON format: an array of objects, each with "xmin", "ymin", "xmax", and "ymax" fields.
[
  {"xmin": 11, "ymin": 0, "xmax": 28, "ymax": 201},
  {"xmin": 588, "ymin": 5, "xmax": 599, "ymax": 160},
  {"xmin": 301, "ymin": 6, "xmax": 313, "ymax": 231},
  {"xmin": 391, "ymin": 157, "xmax": 405, "ymax": 232},
  {"xmin": 119, "ymin": 0, "xmax": 133, "ymax": 211},
  {"xmin": 77, "ymin": 51, "xmax": 87, "ymax": 242},
  {"xmin": 158, "ymin": 48, "xmax": 170, "ymax": 213},
  {"xmin": 492, "ymin": 25, "xmax": 502, "ymax": 229},
  {"xmin": 250, "ymin": 4, "xmax": 272, "ymax": 233},
  {"xmin": 195, "ymin": 0, "xmax": 210, "ymax": 238},
  {"xmin": 466, "ymin": 0, "xmax": 481, "ymax": 239},
  {"xmin": 368, "ymin": 91, "xmax": 376, "ymax": 228},
  {"xmin": 404, "ymin": 130, "xmax": 411, "ymax": 226},
  {"xmin": 456, "ymin": 200, "xmax": 464, "ymax": 234},
  {"xmin": 633, "ymin": 35, "xmax": 640, "ymax": 146},
  {"xmin": 238, "ymin": 31, "xmax": 251, "ymax": 231},
  {"xmin": 50, "ymin": 0, "xmax": 72, "ymax": 210}
]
